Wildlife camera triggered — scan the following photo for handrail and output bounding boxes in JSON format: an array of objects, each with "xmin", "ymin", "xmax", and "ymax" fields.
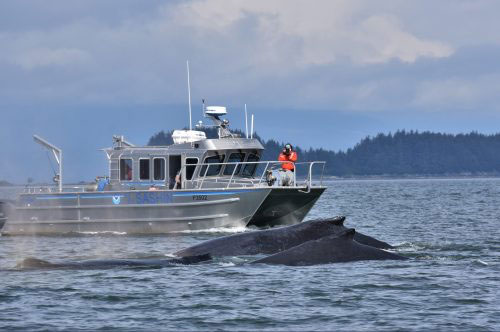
[
  {"xmin": 177, "ymin": 160, "xmax": 326, "ymax": 189},
  {"xmin": 199, "ymin": 160, "xmax": 211, "ymax": 188},
  {"xmin": 22, "ymin": 160, "xmax": 327, "ymax": 193},
  {"xmin": 258, "ymin": 161, "xmax": 271, "ymax": 186},
  {"xmin": 23, "ymin": 185, "xmax": 88, "ymax": 194},
  {"xmin": 227, "ymin": 161, "xmax": 239, "ymax": 189}
]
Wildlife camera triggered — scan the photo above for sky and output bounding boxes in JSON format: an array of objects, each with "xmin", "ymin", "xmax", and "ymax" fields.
[{"xmin": 1, "ymin": 0, "xmax": 500, "ymax": 183}]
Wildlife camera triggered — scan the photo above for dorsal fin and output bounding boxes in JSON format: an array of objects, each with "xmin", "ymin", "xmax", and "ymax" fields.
[
  {"xmin": 339, "ymin": 228, "xmax": 356, "ymax": 239},
  {"xmin": 328, "ymin": 216, "xmax": 346, "ymax": 226},
  {"xmin": 17, "ymin": 257, "xmax": 54, "ymax": 269}
]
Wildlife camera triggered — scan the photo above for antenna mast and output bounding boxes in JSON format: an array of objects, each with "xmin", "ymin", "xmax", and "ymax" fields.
[
  {"xmin": 250, "ymin": 114, "xmax": 254, "ymax": 139},
  {"xmin": 245, "ymin": 104, "xmax": 249, "ymax": 139},
  {"xmin": 186, "ymin": 60, "xmax": 192, "ymax": 130}
]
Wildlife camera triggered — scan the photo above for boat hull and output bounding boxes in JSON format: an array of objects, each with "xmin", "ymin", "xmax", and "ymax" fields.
[
  {"xmin": 247, "ymin": 187, "xmax": 326, "ymax": 228},
  {"xmin": 1, "ymin": 189, "xmax": 270, "ymax": 235}
]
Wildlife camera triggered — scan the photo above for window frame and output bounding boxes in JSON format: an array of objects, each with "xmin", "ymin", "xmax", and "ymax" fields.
[
  {"xmin": 153, "ymin": 157, "xmax": 166, "ymax": 181},
  {"xmin": 119, "ymin": 158, "xmax": 134, "ymax": 182},
  {"xmin": 139, "ymin": 158, "xmax": 151, "ymax": 181},
  {"xmin": 185, "ymin": 157, "xmax": 199, "ymax": 180}
]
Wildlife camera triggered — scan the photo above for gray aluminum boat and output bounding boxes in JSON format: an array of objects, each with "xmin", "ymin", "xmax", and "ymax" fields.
[{"xmin": 1, "ymin": 106, "xmax": 326, "ymax": 235}]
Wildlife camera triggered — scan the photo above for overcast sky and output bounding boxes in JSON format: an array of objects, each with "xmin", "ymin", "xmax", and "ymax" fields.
[{"xmin": 1, "ymin": 0, "xmax": 500, "ymax": 183}]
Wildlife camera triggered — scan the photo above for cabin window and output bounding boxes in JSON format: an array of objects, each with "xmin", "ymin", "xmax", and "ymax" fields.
[
  {"xmin": 223, "ymin": 153, "xmax": 245, "ymax": 175},
  {"xmin": 153, "ymin": 158, "xmax": 166, "ymax": 181},
  {"xmin": 185, "ymin": 158, "xmax": 198, "ymax": 180},
  {"xmin": 139, "ymin": 159, "xmax": 150, "ymax": 180},
  {"xmin": 200, "ymin": 154, "xmax": 225, "ymax": 177},
  {"xmin": 120, "ymin": 158, "xmax": 133, "ymax": 181},
  {"xmin": 242, "ymin": 154, "xmax": 260, "ymax": 176}
]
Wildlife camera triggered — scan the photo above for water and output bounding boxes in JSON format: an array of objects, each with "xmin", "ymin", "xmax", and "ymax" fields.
[{"xmin": 1, "ymin": 179, "xmax": 499, "ymax": 331}]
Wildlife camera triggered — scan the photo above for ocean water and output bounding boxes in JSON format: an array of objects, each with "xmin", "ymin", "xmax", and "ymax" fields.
[{"xmin": 0, "ymin": 178, "xmax": 499, "ymax": 331}]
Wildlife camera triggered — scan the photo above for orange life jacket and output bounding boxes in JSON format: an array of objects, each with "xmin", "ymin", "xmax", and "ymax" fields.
[{"xmin": 279, "ymin": 151, "xmax": 297, "ymax": 171}]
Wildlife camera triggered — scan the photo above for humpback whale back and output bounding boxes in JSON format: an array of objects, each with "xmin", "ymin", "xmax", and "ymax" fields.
[
  {"xmin": 175, "ymin": 216, "xmax": 348, "ymax": 257},
  {"xmin": 15, "ymin": 254, "xmax": 212, "ymax": 270},
  {"xmin": 252, "ymin": 229, "xmax": 407, "ymax": 266},
  {"xmin": 170, "ymin": 254, "xmax": 212, "ymax": 265},
  {"xmin": 175, "ymin": 215, "xmax": 394, "ymax": 258},
  {"xmin": 16, "ymin": 257, "xmax": 57, "ymax": 269}
]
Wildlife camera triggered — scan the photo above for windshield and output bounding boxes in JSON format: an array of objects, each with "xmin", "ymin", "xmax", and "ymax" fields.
[
  {"xmin": 200, "ymin": 154, "xmax": 225, "ymax": 177},
  {"xmin": 223, "ymin": 153, "xmax": 245, "ymax": 176},
  {"xmin": 242, "ymin": 154, "xmax": 260, "ymax": 177}
]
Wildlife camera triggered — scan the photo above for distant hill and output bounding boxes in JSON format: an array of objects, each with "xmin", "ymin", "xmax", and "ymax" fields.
[
  {"xmin": 0, "ymin": 180, "xmax": 13, "ymax": 187},
  {"xmin": 148, "ymin": 129, "xmax": 500, "ymax": 176}
]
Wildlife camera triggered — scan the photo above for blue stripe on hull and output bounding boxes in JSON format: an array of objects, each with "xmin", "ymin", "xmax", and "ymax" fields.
[
  {"xmin": 173, "ymin": 191, "xmax": 240, "ymax": 197},
  {"xmin": 21, "ymin": 189, "xmax": 260, "ymax": 205},
  {"xmin": 34, "ymin": 195, "xmax": 78, "ymax": 200}
]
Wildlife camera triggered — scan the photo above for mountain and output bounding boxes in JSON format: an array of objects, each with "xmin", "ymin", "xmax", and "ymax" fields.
[{"xmin": 148, "ymin": 129, "xmax": 500, "ymax": 176}]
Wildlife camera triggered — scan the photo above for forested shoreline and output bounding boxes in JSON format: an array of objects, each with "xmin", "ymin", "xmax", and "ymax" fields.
[{"xmin": 149, "ymin": 129, "xmax": 500, "ymax": 177}]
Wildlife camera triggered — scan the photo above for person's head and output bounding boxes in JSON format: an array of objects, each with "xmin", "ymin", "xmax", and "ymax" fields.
[{"xmin": 283, "ymin": 143, "xmax": 293, "ymax": 154}]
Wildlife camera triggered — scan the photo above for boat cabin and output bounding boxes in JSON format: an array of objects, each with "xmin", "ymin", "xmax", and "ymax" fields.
[
  {"xmin": 101, "ymin": 105, "xmax": 267, "ymax": 191},
  {"xmin": 104, "ymin": 134, "xmax": 264, "ymax": 191}
]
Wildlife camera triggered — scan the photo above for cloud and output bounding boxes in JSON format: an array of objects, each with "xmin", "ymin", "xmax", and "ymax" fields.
[
  {"xmin": 174, "ymin": 0, "xmax": 454, "ymax": 66},
  {"xmin": 13, "ymin": 47, "xmax": 90, "ymax": 70},
  {"xmin": 0, "ymin": 0, "xmax": 497, "ymax": 112},
  {"xmin": 354, "ymin": 15, "xmax": 453, "ymax": 64},
  {"xmin": 413, "ymin": 75, "xmax": 500, "ymax": 111}
]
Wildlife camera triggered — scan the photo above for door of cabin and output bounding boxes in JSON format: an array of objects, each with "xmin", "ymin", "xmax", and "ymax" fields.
[{"xmin": 168, "ymin": 155, "xmax": 181, "ymax": 189}]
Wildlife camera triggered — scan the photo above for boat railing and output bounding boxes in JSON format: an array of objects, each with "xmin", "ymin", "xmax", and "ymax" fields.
[
  {"xmin": 23, "ymin": 185, "xmax": 90, "ymax": 194},
  {"xmin": 21, "ymin": 160, "xmax": 326, "ymax": 193},
  {"xmin": 23, "ymin": 176, "xmax": 110, "ymax": 194},
  {"xmin": 180, "ymin": 160, "xmax": 326, "ymax": 190}
]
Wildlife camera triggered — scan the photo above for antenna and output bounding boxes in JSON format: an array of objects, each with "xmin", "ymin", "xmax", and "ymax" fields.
[
  {"xmin": 186, "ymin": 60, "xmax": 192, "ymax": 130},
  {"xmin": 250, "ymin": 114, "xmax": 254, "ymax": 139},
  {"xmin": 112, "ymin": 135, "xmax": 135, "ymax": 148},
  {"xmin": 245, "ymin": 104, "xmax": 248, "ymax": 139}
]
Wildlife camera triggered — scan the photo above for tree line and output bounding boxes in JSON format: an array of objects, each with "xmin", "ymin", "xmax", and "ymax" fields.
[{"xmin": 148, "ymin": 129, "xmax": 500, "ymax": 176}]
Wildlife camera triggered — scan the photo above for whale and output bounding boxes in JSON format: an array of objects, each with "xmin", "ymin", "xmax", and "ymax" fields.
[
  {"xmin": 175, "ymin": 216, "xmax": 393, "ymax": 258},
  {"xmin": 252, "ymin": 229, "xmax": 407, "ymax": 266},
  {"xmin": 14, "ymin": 254, "xmax": 211, "ymax": 270}
]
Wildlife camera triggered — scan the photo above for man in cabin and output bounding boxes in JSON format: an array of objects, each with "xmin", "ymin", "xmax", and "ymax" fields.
[
  {"xmin": 174, "ymin": 170, "xmax": 182, "ymax": 189},
  {"xmin": 278, "ymin": 143, "xmax": 297, "ymax": 186}
]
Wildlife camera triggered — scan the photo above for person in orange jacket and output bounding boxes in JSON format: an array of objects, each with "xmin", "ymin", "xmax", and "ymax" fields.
[{"xmin": 278, "ymin": 143, "xmax": 297, "ymax": 186}]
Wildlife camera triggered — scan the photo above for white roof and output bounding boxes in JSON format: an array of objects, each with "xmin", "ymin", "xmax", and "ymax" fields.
[
  {"xmin": 205, "ymin": 106, "xmax": 227, "ymax": 116},
  {"xmin": 172, "ymin": 130, "xmax": 207, "ymax": 144}
]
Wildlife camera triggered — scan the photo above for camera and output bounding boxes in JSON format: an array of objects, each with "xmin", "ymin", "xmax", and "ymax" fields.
[{"xmin": 283, "ymin": 144, "xmax": 291, "ymax": 155}]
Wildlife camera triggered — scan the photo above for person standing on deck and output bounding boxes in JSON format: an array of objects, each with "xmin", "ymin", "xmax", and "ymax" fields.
[{"xmin": 278, "ymin": 143, "xmax": 297, "ymax": 186}]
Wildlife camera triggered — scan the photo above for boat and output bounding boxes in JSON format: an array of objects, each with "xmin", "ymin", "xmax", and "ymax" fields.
[
  {"xmin": 0, "ymin": 65, "xmax": 326, "ymax": 235},
  {"xmin": 0, "ymin": 105, "xmax": 326, "ymax": 235}
]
